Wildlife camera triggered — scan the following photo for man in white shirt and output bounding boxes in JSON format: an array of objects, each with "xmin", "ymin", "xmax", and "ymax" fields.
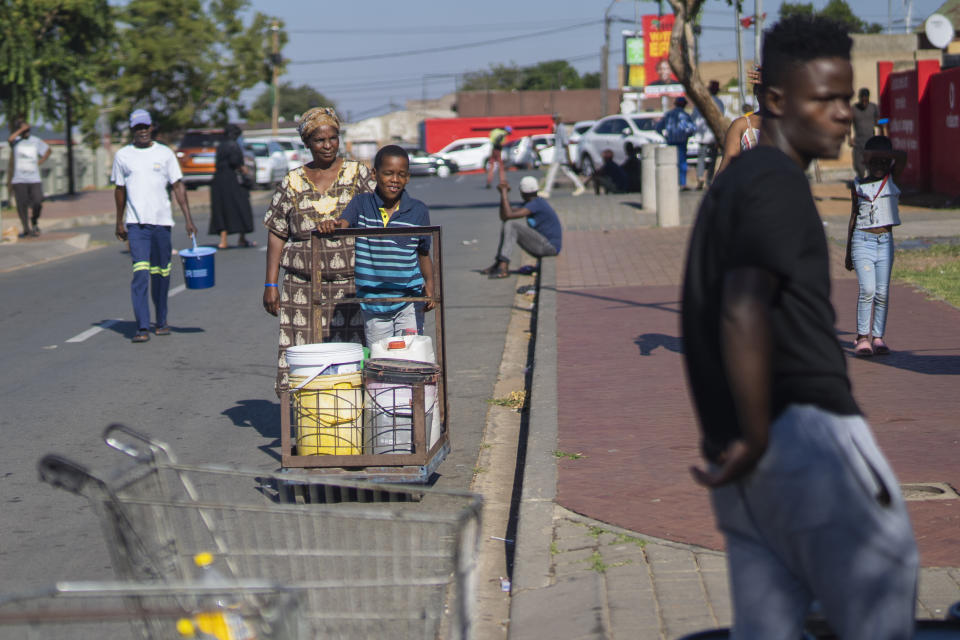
[
  {"xmin": 541, "ymin": 113, "xmax": 585, "ymax": 198},
  {"xmin": 7, "ymin": 120, "xmax": 51, "ymax": 237},
  {"xmin": 112, "ymin": 109, "xmax": 197, "ymax": 343}
]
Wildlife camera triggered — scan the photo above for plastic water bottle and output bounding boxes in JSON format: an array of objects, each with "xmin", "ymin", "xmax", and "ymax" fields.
[{"xmin": 191, "ymin": 552, "xmax": 255, "ymax": 640}]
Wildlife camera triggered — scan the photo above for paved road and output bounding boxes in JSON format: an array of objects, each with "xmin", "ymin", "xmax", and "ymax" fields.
[{"xmin": 0, "ymin": 171, "xmax": 528, "ymax": 591}]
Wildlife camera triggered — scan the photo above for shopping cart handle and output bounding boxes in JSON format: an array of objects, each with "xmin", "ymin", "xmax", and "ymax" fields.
[
  {"xmin": 103, "ymin": 423, "xmax": 171, "ymax": 464},
  {"xmin": 38, "ymin": 455, "xmax": 96, "ymax": 495}
]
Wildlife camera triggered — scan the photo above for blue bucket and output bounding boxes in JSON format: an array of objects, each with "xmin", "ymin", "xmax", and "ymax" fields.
[{"xmin": 179, "ymin": 245, "xmax": 217, "ymax": 289}]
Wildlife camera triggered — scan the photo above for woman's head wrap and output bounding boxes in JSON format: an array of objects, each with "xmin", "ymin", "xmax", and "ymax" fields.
[{"xmin": 298, "ymin": 107, "xmax": 340, "ymax": 142}]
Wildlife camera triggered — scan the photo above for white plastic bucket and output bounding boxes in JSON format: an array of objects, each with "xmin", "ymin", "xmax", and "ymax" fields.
[
  {"xmin": 285, "ymin": 343, "xmax": 364, "ymax": 378},
  {"xmin": 369, "ymin": 335, "xmax": 436, "ymax": 364}
]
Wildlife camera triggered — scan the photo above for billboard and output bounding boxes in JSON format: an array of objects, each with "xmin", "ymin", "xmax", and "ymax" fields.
[{"xmin": 641, "ymin": 14, "xmax": 683, "ymax": 98}]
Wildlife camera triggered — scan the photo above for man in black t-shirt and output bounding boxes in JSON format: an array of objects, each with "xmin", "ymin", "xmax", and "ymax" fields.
[{"xmin": 681, "ymin": 16, "xmax": 917, "ymax": 640}]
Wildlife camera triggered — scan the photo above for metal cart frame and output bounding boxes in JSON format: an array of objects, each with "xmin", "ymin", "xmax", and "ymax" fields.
[{"xmin": 279, "ymin": 226, "xmax": 450, "ymax": 482}]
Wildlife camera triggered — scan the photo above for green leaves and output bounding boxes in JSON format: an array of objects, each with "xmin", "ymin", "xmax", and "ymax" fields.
[
  {"xmin": 461, "ymin": 60, "xmax": 599, "ymax": 92},
  {"xmin": 246, "ymin": 82, "xmax": 336, "ymax": 125}
]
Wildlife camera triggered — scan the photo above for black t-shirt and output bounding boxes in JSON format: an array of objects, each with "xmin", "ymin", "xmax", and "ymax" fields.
[{"xmin": 681, "ymin": 146, "xmax": 860, "ymax": 460}]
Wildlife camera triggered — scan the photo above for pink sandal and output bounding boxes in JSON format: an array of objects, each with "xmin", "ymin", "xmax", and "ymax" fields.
[
  {"xmin": 872, "ymin": 337, "xmax": 890, "ymax": 355},
  {"xmin": 854, "ymin": 336, "xmax": 874, "ymax": 356}
]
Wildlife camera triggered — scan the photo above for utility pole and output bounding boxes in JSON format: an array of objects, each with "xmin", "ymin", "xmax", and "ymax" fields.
[
  {"xmin": 270, "ymin": 21, "xmax": 280, "ymax": 136},
  {"xmin": 735, "ymin": 4, "xmax": 746, "ymax": 109},
  {"xmin": 754, "ymin": 0, "xmax": 763, "ymax": 67},
  {"xmin": 64, "ymin": 87, "xmax": 75, "ymax": 195},
  {"xmin": 601, "ymin": 0, "xmax": 618, "ymax": 117}
]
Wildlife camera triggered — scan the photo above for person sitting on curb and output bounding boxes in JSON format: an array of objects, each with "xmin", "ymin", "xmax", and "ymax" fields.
[
  {"xmin": 584, "ymin": 149, "xmax": 629, "ymax": 195},
  {"xmin": 480, "ymin": 175, "xmax": 562, "ymax": 279}
]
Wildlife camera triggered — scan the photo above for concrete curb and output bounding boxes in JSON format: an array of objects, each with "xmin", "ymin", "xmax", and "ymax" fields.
[{"xmin": 509, "ymin": 258, "xmax": 559, "ymax": 601}]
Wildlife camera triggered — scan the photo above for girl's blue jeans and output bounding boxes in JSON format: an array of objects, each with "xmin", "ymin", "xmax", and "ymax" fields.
[{"xmin": 851, "ymin": 229, "xmax": 894, "ymax": 337}]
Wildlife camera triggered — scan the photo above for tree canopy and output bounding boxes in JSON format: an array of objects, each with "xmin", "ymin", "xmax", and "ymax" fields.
[
  {"xmin": 246, "ymin": 82, "xmax": 336, "ymax": 124},
  {"xmin": 0, "ymin": 0, "xmax": 114, "ymax": 136},
  {"xmin": 105, "ymin": 0, "xmax": 286, "ymax": 133},
  {"xmin": 460, "ymin": 60, "xmax": 600, "ymax": 92},
  {"xmin": 780, "ymin": 1, "xmax": 884, "ymax": 33}
]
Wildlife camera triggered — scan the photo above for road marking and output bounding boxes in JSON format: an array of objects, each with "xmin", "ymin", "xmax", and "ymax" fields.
[
  {"xmin": 169, "ymin": 284, "xmax": 186, "ymax": 297},
  {"xmin": 66, "ymin": 318, "xmax": 122, "ymax": 343},
  {"xmin": 455, "ymin": 175, "xmax": 465, "ymax": 183},
  {"xmin": 259, "ymin": 245, "xmax": 267, "ymax": 252}
]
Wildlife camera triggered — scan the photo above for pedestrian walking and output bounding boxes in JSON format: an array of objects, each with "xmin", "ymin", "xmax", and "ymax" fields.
[
  {"xmin": 845, "ymin": 135, "xmax": 906, "ymax": 357},
  {"xmin": 484, "ymin": 125, "xmax": 511, "ymax": 188},
  {"xmin": 541, "ymin": 114, "xmax": 585, "ymax": 198},
  {"xmin": 262, "ymin": 107, "xmax": 373, "ymax": 394},
  {"xmin": 480, "ymin": 176, "xmax": 561, "ymax": 279},
  {"xmin": 682, "ymin": 16, "xmax": 917, "ymax": 640},
  {"xmin": 849, "ymin": 88, "xmax": 884, "ymax": 179},
  {"xmin": 112, "ymin": 109, "xmax": 198, "ymax": 343},
  {"xmin": 318, "ymin": 145, "xmax": 435, "ymax": 347},
  {"xmin": 656, "ymin": 97, "xmax": 696, "ymax": 188},
  {"xmin": 692, "ymin": 80, "xmax": 724, "ymax": 190},
  {"xmin": 7, "ymin": 119, "xmax": 51, "ymax": 237},
  {"xmin": 209, "ymin": 124, "xmax": 255, "ymax": 249}
]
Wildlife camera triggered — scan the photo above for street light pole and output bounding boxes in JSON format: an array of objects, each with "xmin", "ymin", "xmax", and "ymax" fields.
[
  {"xmin": 735, "ymin": 3, "xmax": 746, "ymax": 109},
  {"xmin": 601, "ymin": 0, "xmax": 618, "ymax": 117},
  {"xmin": 270, "ymin": 21, "xmax": 279, "ymax": 136},
  {"xmin": 754, "ymin": 0, "xmax": 763, "ymax": 67}
]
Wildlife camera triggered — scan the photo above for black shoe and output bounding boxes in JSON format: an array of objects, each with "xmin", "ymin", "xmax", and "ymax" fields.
[
  {"xmin": 18, "ymin": 231, "xmax": 29, "ymax": 238},
  {"xmin": 480, "ymin": 262, "xmax": 502, "ymax": 275},
  {"xmin": 30, "ymin": 227, "xmax": 40, "ymax": 236}
]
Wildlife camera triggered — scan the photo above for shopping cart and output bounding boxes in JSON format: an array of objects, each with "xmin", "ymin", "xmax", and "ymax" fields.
[
  {"xmin": 0, "ymin": 580, "xmax": 304, "ymax": 640},
  {"xmin": 38, "ymin": 424, "xmax": 482, "ymax": 640}
]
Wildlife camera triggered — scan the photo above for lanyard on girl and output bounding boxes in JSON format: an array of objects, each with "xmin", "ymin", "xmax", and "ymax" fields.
[{"xmin": 862, "ymin": 173, "xmax": 890, "ymax": 225}]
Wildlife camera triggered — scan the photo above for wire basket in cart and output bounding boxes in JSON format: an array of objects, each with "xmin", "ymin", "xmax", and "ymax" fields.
[
  {"xmin": 0, "ymin": 580, "xmax": 305, "ymax": 640},
  {"xmin": 38, "ymin": 425, "xmax": 482, "ymax": 640}
]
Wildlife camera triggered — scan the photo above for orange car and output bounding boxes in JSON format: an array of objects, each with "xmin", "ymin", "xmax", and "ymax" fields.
[{"xmin": 176, "ymin": 128, "xmax": 255, "ymax": 188}]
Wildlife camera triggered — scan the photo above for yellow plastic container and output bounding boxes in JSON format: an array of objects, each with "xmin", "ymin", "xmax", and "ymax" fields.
[{"xmin": 290, "ymin": 371, "xmax": 363, "ymax": 455}]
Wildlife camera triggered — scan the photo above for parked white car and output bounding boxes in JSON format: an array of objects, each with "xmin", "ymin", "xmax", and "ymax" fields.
[
  {"xmin": 576, "ymin": 113, "xmax": 700, "ymax": 175},
  {"xmin": 274, "ymin": 136, "xmax": 308, "ymax": 171},
  {"xmin": 504, "ymin": 134, "xmax": 558, "ymax": 169},
  {"xmin": 434, "ymin": 137, "xmax": 491, "ymax": 172},
  {"xmin": 567, "ymin": 120, "xmax": 596, "ymax": 166},
  {"xmin": 243, "ymin": 137, "xmax": 288, "ymax": 188}
]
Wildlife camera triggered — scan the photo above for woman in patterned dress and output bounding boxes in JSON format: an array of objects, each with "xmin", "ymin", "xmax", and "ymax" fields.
[{"xmin": 262, "ymin": 107, "xmax": 374, "ymax": 394}]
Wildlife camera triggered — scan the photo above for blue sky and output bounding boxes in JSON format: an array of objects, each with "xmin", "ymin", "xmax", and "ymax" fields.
[{"xmin": 251, "ymin": 0, "xmax": 947, "ymax": 120}]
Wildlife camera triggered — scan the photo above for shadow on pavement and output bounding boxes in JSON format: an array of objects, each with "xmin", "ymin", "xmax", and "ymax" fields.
[
  {"xmin": 634, "ymin": 332, "xmax": 684, "ymax": 356},
  {"xmin": 852, "ymin": 352, "xmax": 960, "ymax": 375},
  {"xmin": 101, "ymin": 320, "xmax": 205, "ymax": 339},
  {"xmin": 552, "ymin": 287, "xmax": 682, "ymax": 314},
  {"xmin": 222, "ymin": 399, "xmax": 282, "ymax": 463}
]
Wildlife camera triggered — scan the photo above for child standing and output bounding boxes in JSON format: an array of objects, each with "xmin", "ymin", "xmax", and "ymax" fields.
[
  {"xmin": 320, "ymin": 145, "xmax": 435, "ymax": 346},
  {"xmin": 845, "ymin": 135, "xmax": 906, "ymax": 356}
]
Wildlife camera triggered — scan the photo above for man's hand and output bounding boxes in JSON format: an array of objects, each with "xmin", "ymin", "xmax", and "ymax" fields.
[
  {"xmin": 497, "ymin": 182, "xmax": 510, "ymax": 193},
  {"xmin": 690, "ymin": 439, "xmax": 764, "ymax": 487},
  {"xmin": 115, "ymin": 223, "xmax": 128, "ymax": 241},
  {"xmin": 185, "ymin": 220, "xmax": 197, "ymax": 237},
  {"xmin": 263, "ymin": 286, "xmax": 279, "ymax": 316}
]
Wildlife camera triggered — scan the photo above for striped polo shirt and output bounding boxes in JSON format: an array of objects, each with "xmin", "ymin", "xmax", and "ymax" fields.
[{"xmin": 340, "ymin": 189, "xmax": 432, "ymax": 314}]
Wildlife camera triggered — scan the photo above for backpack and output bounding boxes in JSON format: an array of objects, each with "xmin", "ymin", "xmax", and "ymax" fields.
[{"xmin": 662, "ymin": 109, "xmax": 696, "ymax": 145}]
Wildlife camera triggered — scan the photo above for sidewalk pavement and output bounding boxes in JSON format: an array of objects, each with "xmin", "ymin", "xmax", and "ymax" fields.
[
  {"xmin": 510, "ymin": 184, "xmax": 960, "ymax": 639},
  {"xmin": 0, "ymin": 187, "xmax": 272, "ymax": 273}
]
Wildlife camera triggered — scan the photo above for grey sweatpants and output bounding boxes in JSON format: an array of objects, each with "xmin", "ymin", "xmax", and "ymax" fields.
[
  {"xmin": 710, "ymin": 404, "xmax": 917, "ymax": 640},
  {"xmin": 496, "ymin": 219, "xmax": 558, "ymax": 263}
]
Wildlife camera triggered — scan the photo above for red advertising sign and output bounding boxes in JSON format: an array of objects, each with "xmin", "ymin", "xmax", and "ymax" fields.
[
  {"xmin": 887, "ymin": 70, "xmax": 921, "ymax": 187},
  {"xmin": 642, "ymin": 14, "xmax": 683, "ymax": 97},
  {"xmin": 926, "ymin": 66, "xmax": 960, "ymax": 195}
]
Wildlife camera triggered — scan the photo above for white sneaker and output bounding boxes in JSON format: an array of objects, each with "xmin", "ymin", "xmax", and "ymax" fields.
[
  {"xmin": 572, "ymin": 186, "xmax": 585, "ymax": 197},
  {"xmin": 541, "ymin": 192, "xmax": 551, "ymax": 198}
]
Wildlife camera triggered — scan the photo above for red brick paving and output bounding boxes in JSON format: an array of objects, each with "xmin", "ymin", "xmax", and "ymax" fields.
[{"xmin": 555, "ymin": 227, "xmax": 960, "ymax": 567}]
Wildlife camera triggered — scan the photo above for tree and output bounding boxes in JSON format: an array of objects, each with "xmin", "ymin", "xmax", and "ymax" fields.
[
  {"xmin": 780, "ymin": 0, "xmax": 883, "ymax": 33},
  {"xmin": 105, "ymin": 0, "xmax": 286, "ymax": 134},
  {"xmin": 246, "ymin": 83, "xmax": 336, "ymax": 124},
  {"xmin": 0, "ymin": 0, "xmax": 114, "ymax": 136},
  {"xmin": 461, "ymin": 60, "xmax": 599, "ymax": 92}
]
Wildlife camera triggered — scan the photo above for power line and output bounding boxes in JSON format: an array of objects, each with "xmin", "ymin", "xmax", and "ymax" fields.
[
  {"xmin": 287, "ymin": 17, "xmax": 597, "ymax": 35},
  {"xmin": 288, "ymin": 20, "xmax": 603, "ymax": 66}
]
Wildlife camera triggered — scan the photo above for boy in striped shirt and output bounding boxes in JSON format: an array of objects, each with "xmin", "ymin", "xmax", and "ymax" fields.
[{"xmin": 319, "ymin": 145, "xmax": 435, "ymax": 346}]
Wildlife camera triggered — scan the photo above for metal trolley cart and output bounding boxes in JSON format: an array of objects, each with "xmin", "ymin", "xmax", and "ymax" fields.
[
  {"xmin": 39, "ymin": 425, "xmax": 482, "ymax": 640},
  {"xmin": 0, "ymin": 581, "xmax": 304, "ymax": 640},
  {"xmin": 279, "ymin": 227, "xmax": 450, "ymax": 483}
]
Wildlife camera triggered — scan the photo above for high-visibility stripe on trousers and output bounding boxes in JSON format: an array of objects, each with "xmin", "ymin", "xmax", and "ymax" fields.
[{"xmin": 127, "ymin": 223, "xmax": 172, "ymax": 331}]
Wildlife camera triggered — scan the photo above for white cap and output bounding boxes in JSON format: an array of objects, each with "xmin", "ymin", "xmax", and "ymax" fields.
[{"xmin": 519, "ymin": 176, "xmax": 539, "ymax": 194}]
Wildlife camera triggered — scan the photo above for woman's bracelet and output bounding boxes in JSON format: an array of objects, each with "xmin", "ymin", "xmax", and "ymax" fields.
[{"xmin": 264, "ymin": 283, "xmax": 278, "ymax": 288}]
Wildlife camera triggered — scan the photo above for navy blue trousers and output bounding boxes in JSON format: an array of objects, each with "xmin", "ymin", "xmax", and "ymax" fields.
[{"xmin": 128, "ymin": 224, "xmax": 172, "ymax": 331}]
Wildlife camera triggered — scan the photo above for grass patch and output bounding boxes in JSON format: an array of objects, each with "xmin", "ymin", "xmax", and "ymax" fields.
[
  {"xmin": 587, "ymin": 525, "xmax": 605, "ymax": 539},
  {"xmin": 893, "ymin": 243, "xmax": 960, "ymax": 308},
  {"xmin": 587, "ymin": 550, "xmax": 632, "ymax": 573},
  {"xmin": 488, "ymin": 390, "xmax": 526, "ymax": 409},
  {"xmin": 472, "ymin": 466, "xmax": 487, "ymax": 475},
  {"xmin": 550, "ymin": 541, "xmax": 559, "ymax": 556},
  {"xmin": 553, "ymin": 450, "xmax": 584, "ymax": 460},
  {"xmin": 612, "ymin": 533, "xmax": 647, "ymax": 548}
]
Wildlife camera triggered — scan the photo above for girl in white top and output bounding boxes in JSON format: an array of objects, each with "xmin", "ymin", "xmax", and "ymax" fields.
[{"xmin": 845, "ymin": 135, "xmax": 907, "ymax": 356}]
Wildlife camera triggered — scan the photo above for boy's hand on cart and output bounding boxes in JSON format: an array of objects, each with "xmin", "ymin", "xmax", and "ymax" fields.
[{"xmin": 263, "ymin": 286, "xmax": 279, "ymax": 316}]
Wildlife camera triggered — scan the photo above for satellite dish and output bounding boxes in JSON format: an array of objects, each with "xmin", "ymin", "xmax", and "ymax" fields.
[{"xmin": 925, "ymin": 13, "xmax": 955, "ymax": 50}]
